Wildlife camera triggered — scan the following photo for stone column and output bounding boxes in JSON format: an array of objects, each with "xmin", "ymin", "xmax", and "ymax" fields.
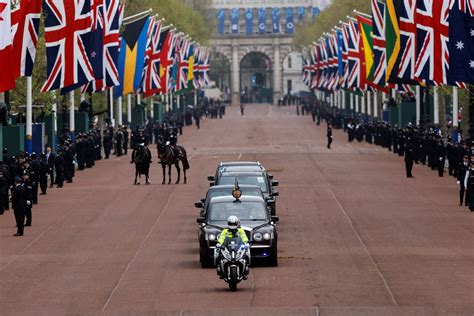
[
  {"xmin": 273, "ymin": 40, "xmax": 282, "ymax": 104},
  {"xmin": 231, "ymin": 43, "xmax": 240, "ymax": 106}
]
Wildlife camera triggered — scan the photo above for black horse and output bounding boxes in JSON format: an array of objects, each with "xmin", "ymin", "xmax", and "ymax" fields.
[
  {"xmin": 130, "ymin": 144, "xmax": 152, "ymax": 185},
  {"xmin": 157, "ymin": 139, "xmax": 190, "ymax": 184}
]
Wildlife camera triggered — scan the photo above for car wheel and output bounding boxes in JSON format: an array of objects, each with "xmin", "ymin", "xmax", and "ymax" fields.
[{"xmin": 268, "ymin": 244, "xmax": 278, "ymax": 267}]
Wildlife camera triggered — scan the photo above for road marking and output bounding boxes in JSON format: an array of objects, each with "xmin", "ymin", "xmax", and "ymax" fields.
[
  {"xmin": 308, "ymin": 155, "xmax": 399, "ymax": 307},
  {"xmin": 101, "ymin": 189, "xmax": 176, "ymax": 312},
  {"xmin": 101, "ymin": 154, "xmax": 196, "ymax": 312},
  {"xmin": 0, "ymin": 192, "xmax": 93, "ymax": 272}
]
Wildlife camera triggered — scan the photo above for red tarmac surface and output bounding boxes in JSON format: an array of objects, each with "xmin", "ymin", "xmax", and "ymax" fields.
[{"xmin": 0, "ymin": 104, "xmax": 473, "ymax": 315}]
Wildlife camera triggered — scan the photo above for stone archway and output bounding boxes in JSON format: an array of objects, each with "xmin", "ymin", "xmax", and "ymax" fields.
[
  {"xmin": 240, "ymin": 52, "xmax": 273, "ymax": 104},
  {"xmin": 209, "ymin": 52, "xmax": 231, "ymax": 101}
]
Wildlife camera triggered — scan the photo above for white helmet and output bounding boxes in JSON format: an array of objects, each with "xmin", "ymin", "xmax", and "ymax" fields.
[{"xmin": 227, "ymin": 215, "xmax": 240, "ymax": 230}]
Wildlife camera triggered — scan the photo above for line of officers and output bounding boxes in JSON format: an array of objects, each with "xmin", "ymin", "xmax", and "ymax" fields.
[{"xmin": 305, "ymin": 100, "xmax": 474, "ymax": 212}]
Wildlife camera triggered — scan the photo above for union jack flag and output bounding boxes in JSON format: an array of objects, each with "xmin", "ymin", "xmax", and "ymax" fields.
[
  {"xmin": 345, "ymin": 18, "xmax": 361, "ymax": 90},
  {"xmin": 340, "ymin": 22, "xmax": 351, "ymax": 88},
  {"xmin": 309, "ymin": 44, "xmax": 319, "ymax": 89},
  {"xmin": 83, "ymin": 0, "xmax": 122, "ymax": 93},
  {"xmin": 177, "ymin": 38, "xmax": 190, "ymax": 91},
  {"xmin": 201, "ymin": 49, "xmax": 210, "ymax": 86},
  {"xmin": 414, "ymin": 0, "xmax": 451, "ymax": 86},
  {"xmin": 371, "ymin": 0, "xmax": 386, "ymax": 87},
  {"xmin": 42, "ymin": 0, "xmax": 94, "ymax": 93},
  {"xmin": 316, "ymin": 39, "xmax": 328, "ymax": 90},
  {"xmin": 11, "ymin": 0, "xmax": 41, "ymax": 78},
  {"xmin": 192, "ymin": 46, "xmax": 202, "ymax": 89},
  {"xmin": 301, "ymin": 47, "xmax": 311, "ymax": 87},
  {"xmin": 142, "ymin": 20, "xmax": 164, "ymax": 97}
]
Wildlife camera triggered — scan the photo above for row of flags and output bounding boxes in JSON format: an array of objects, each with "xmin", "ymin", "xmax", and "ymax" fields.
[
  {"xmin": 0, "ymin": 0, "xmax": 210, "ymax": 98},
  {"xmin": 301, "ymin": 0, "xmax": 474, "ymax": 95}
]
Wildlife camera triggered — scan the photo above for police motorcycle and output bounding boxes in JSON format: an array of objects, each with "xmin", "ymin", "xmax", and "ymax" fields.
[{"xmin": 214, "ymin": 214, "xmax": 250, "ymax": 291}]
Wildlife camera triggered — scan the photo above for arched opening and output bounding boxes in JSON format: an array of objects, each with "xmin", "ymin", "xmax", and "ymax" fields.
[
  {"xmin": 282, "ymin": 51, "xmax": 309, "ymax": 97},
  {"xmin": 240, "ymin": 52, "xmax": 273, "ymax": 104},
  {"xmin": 209, "ymin": 52, "xmax": 231, "ymax": 102}
]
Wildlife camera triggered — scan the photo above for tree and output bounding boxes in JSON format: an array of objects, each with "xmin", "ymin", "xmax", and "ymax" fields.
[{"xmin": 294, "ymin": 0, "xmax": 371, "ymax": 47}]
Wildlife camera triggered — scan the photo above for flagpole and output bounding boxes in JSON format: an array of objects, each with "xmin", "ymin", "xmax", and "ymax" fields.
[
  {"xmin": 117, "ymin": 96, "xmax": 123, "ymax": 126},
  {"xmin": 355, "ymin": 95, "xmax": 359, "ymax": 113},
  {"xmin": 367, "ymin": 91, "xmax": 372, "ymax": 116},
  {"xmin": 109, "ymin": 88, "xmax": 115, "ymax": 127},
  {"xmin": 361, "ymin": 93, "xmax": 366, "ymax": 115},
  {"xmin": 453, "ymin": 87, "xmax": 459, "ymax": 142},
  {"xmin": 433, "ymin": 86, "xmax": 439, "ymax": 126},
  {"xmin": 382, "ymin": 92, "xmax": 387, "ymax": 110},
  {"xmin": 25, "ymin": 76, "xmax": 33, "ymax": 153},
  {"xmin": 350, "ymin": 93, "xmax": 354, "ymax": 111},
  {"xmin": 52, "ymin": 94, "xmax": 57, "ymax": 150},
  {"xmin": 69, "ymin": 91, "xmax": 75, "ymax": 141},
  {"xmin": 373, "ymin": 91, "xmax": 378, "ymax": 118},
  {"xmin": 416, "ymin": 86, "xmax": 421, "ymax": 126},
  {"xmin": 127, "ymin": 94, "xmax": 132, "ymax": 124}
]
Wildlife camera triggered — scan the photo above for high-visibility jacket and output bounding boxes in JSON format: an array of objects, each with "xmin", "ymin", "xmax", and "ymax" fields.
[{"xmin": 217, "ymin": 227, "xmax": 248, "ymax": 245}]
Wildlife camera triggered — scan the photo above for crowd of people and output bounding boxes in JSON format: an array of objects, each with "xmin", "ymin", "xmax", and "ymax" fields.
[
  {"xmin": 0, "ymin": 98, "xmax": 224, "ymax": 237},
  {"xmin": 302, "ymin": 98, "xmax": 473, "ymax": 212}
]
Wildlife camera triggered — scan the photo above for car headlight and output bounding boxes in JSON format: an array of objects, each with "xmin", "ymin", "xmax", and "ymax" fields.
[
  {"xmin": 207, "ymin": 233, "xmax": 216, "ymax": 241},
  {"xmin": 253, "ymin": 232, "xmax": 263, "ymax": 241},
  {"xmin": 263, "ymin": 232, "xmax": 271, "ymax": 240}
]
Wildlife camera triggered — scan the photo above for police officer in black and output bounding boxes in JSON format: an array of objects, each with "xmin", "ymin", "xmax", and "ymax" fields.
[
  {"xmin": 436, "ymin": 139, "xmax": 446, "ymax": 177},
  {"xmin": 123, "ymin": 127, "xmax": 129, "ymax": 155},
  {"xmin": 457, "ymin": 155, "xmax": 469, "ymax": 206},
  {"xmin": 404, "ymin": 141, "xmax": 415, "ymax": 178},
  {"xmin": 21, "ymin": 170, "xmax": 33, "ymax": 227},
  {"xmin": 29, "ymin": 153, "xmax": 40, "ymax": 204},
  {"xmin": 327, "ymin": 122, "xmax": 333, "ymax": 149},
  {"xmin": 55, "ymin": 148, "xmax": 65, "ymax": 188},
  {"xmin": 464, "ymin": 160, "xmax": 474, "ymax": 212},
  {"xmin": 39, "ymin": 153, "xmax": 48, "ymax": 195},
  {"xmin": 0, "ymin": 167, "xmax": 6, "ymax": 215},
  {"xmin": 11, "ymin": 177, "xmax": 27, "ymax": 236}
]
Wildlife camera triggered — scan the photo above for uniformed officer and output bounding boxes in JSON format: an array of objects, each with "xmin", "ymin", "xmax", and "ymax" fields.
[
  {"xmin": 457, "ymin": 155, "xmax": 469, "ymax": 206},
  {"xmin": 21, "ymin": 170, "xmax": 33, "ymax": 227},
  {"xmin": 464, "ymin": 160, "xmax": 474, "ymax": 212},
  {"xmin": 327, "ymin": 123, "xmax": 333, "ymax": 149},
  {"xmin": 11, "ymin": 177, "xmax": 27, "ymax": 236},
  {"xmin": 404, "ymin": 141, "xmax": 415, "ymax": 178}
]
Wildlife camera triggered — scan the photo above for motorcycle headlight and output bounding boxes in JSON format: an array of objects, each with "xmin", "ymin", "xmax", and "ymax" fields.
[
  {"xmin": 263, "ymin": 232, "xmax": 271, "ymax": 240},
  {"xmin": 207, "ymin": 233, "xmax": 216, "ymax": 241},
  {"xmin": 253, "ymin": 232, "xmax": 263, "ymax": 241}
]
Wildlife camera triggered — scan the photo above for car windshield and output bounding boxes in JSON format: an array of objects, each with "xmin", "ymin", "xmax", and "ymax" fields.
[
  {"xmin": 218, "ymin": 175, "xmax": 268, "ymax": 193},
  {"xmin": 206, "ymin": 188, "xmax": 262, "ymax": 202},
  {"xmin": 208, "ymin": 201, "xmax": 267, "ymax": 222}
]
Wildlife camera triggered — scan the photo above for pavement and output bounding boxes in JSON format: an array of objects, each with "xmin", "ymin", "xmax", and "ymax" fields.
[{"xmin": 0, "ymin": 104, "xmax": 473, "ymax": 315}]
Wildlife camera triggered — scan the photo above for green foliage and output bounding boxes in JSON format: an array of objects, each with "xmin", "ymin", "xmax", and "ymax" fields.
[
  {"xmin": 125, "ymin": 0, "xmax": 213, "ymax": 44},
  {"xmin": 295, "ymin": 0, "xmax": 371, "ymax": 47}
]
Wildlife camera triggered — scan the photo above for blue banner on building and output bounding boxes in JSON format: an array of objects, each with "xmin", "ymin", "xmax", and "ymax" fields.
[
  {"xmin": 217, "ymin": 9, "xmax": 225, "ymax": 34},
  {"xmin": 272, "ymin": 8, "xmax": 280, "ymax": 33},
  {"xmin": 297, "ymin": 7, "xmax": 305, "ymax": 21},
  {"xmin": 258, "ymin": 8, "xmax": 266, "ymax": 34},
  {"xmin": 312, "ymin": 7, "xmax": 321, "ymax": 18},
  {"xmin": 231, "ymin": 8, "xmax": 239, "ymax": 34},
  {"xmin": 285, "ymin": 8, "xmax": 294, "ymax": 33},
  {"xmin": 245, "ymin": 8, "xmax": 253, "ymax": 34}
]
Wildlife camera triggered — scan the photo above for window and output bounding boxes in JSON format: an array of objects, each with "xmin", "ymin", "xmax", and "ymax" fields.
[{"xmin": 287, "ymin": 56, "xmax": 292, "ymax": 69}]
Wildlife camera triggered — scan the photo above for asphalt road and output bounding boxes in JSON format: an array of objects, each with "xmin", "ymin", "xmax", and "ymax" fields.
[{"xmin": 0, "ymin": 104, "xmax": 473, "ymax": 315}]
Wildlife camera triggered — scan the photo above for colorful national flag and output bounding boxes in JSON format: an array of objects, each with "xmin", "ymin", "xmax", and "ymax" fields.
[
  {"xmin": 413, "ymin": 0, "xmax": 451, "ymax": 86},
  {"xmin": 385, "ymin": 0, "xmax": 400, "ymax": 82},
  {"xmin": 11, "ymin": 0, "xmax": 41, "ymax": 78},
  {"xmin": 115, "ymin": 14, "xmax": 150, "ymax": 97},
  {"xmin": 371, "ymin": 0, "xmax": 387, "ymax": 87},
  {"xmin": 42, "ymin": 0, "xmax": 94, "ymax": 93},
  {"xmin": 0, "ymin": 0, "xmax": 15, "ymax": 92},
  {"xmin": 357, "ymin": 14, "xmax": 372, "ymax": 90},
  {"xmin": 142, "ymin": 19, "xmax": 163, "ymax": 97}
]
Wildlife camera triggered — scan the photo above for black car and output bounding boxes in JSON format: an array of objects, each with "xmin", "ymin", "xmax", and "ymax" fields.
[
  {"xmin": 212, "ymin": 171, "xmax": 279, "ymax": 215},
  {"xmin": 195, "ymin": 184, "xmax": 268, "ymax": 216},
  {"xmin": 197, "ymin": 195, "xmax": 279, "ymax": 268},
  {"xmin": 208, "ymin": 161, "xmax": 271, "ymax": 183}
]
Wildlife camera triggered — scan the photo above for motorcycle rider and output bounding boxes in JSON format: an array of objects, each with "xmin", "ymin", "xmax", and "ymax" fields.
[{"xmin": 216, "ymin": 215, "xmax": 250, "ymax": 278}]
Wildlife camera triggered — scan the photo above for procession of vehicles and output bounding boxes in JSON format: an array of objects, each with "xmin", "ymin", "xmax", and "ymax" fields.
[{"xmin": 196, "ymin": 161, "xmax": 280, "ymax": 291}]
